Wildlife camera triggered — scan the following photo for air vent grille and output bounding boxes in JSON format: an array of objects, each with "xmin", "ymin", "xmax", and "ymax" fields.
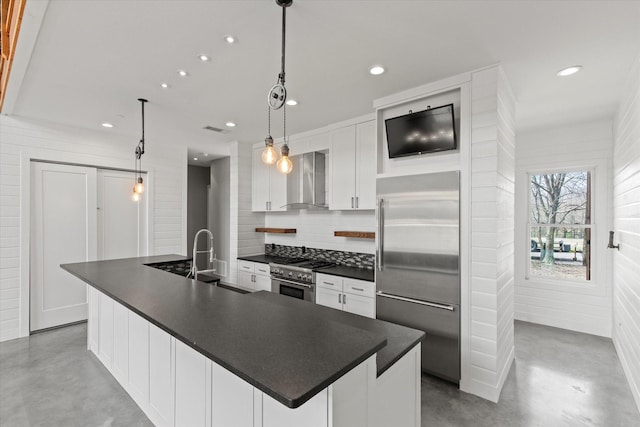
[{"xmin": 203, "ymin": 125, "xmax": 230, "ymax": 134}]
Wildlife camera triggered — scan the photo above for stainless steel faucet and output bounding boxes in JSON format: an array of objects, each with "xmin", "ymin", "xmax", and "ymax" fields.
[{"xmin": 190, "ymin": 229, "xmax": 216, "ymax": 280}]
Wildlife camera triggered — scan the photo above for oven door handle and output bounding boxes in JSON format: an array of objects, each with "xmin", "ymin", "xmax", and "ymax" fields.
[{"xmin": 272, "ymin": 277, "xmax": 313, "ymax": 289}]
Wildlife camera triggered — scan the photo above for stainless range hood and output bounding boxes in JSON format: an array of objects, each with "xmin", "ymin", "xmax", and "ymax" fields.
[{"xmin": 285, "ymin": 152, "xmax": 327, "ymax": 209}]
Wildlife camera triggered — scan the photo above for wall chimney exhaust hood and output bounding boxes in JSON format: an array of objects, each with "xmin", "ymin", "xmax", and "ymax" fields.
[{"xmin": 284, "ymin": 152, "xmax": 327, "ymax": 209}]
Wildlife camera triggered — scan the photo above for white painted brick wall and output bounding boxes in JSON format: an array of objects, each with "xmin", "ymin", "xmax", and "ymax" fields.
[
  {"xmin": 0, "ymin": 116, "xmax": 186, "ymax": 342},
  {"xmin": 612, "ymin": 51, "xmax": 640, "ymax": 412}
]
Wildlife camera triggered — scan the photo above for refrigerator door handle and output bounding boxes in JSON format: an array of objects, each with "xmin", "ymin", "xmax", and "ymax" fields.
[
  {"xmin": 377, "ymin": 198, "xmax": 384, "ymax": 271},
  {"xmin": 376, "ymin": 291, "xmax": 455, "ymax": 312}
]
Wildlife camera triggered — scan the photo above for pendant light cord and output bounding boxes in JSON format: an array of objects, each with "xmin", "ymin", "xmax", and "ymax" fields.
[{"xmin": 279, "ymin": 4, "xmax": 286, "ymax": 85}]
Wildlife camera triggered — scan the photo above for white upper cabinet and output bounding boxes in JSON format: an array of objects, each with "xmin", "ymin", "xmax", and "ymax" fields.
[
  {"xmin": 252, "ymin": 143, "xmax": 287, "ymax": 212},
  {"xmin": 329, "ymin": 120, "xmax": 376, "ymax": 210}
]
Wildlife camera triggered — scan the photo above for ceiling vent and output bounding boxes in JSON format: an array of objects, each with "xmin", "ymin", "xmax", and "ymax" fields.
[{"xmin": 202, "ymin": 125, "xmax": 230, "ymax": 134}]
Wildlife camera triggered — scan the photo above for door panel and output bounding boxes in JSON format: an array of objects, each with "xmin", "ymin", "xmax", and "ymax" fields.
[
  {"xmin": 98, "ymin": 170, "xmax": 147, "ymax": 260},
  {"xmin": 30, "ymin": 162, "xmax": 97, "ymax": 331}
]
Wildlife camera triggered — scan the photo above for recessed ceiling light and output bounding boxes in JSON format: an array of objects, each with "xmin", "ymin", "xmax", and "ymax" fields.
[
  {"xmin": 369, "ymin": 65, "xmax": 385, "ymax": 75},
  {"xmin": 557, "ymin": 65, "xmax": 582, "ymax": 77},
  {"xmin": 178, "ymin": 70, "xmax": 189, "ymax": 77},
  {"xmin": 203, "ymin": 153, "xmax": 209, "ymax": 157},
  {"xmin": 286, "ymin": 99, "xmax": 298, "ymax": 106},
  {"xmin": 161, "ymin": 83, "xmax": 170, "ymax": 89},
  {"xmin": 224, "ymin": 35, "xmax": 236, "ymax": 44},
  {"xmin": 225, "ymin": 122, "xmax": 236, "ymax": 127},
  {"xmin": 198, "ymin": 54, "xmax": 210, "ymax": 62},
  {"xmin": 101, "ymin": 122, "xmax": 114, "ymax": 128},
  {"xmin": 193, "ymin": 157, "xmax": 198, "ymax": 161}
]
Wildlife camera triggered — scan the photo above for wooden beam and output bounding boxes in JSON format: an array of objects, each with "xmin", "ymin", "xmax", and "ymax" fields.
[{"xmin": 0, "ymin": 0, "xmax": 26, "ymax": 111}]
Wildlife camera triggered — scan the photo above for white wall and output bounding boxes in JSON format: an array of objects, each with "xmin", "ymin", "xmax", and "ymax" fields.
[
  {"xmin": 612, "ymin": 51, "xmax": 640, "ymax": 412},
  {"xmin": 514, "ymin": 120, "xmax": 613, "ymax": 337},
  {"xmin": 264, "ymin": 210, "xmax": 375, "ymax": 254},
  {"xmin": 0, "ymin": 116, "xmax": 187, "ymax": 342},
  {"xmin": 466, "ymin": 67, "xmax": 516, "ymax": 403},
  {"xmin": 228, "ymin": 142, "xmax": 265, "ymax": 284}
]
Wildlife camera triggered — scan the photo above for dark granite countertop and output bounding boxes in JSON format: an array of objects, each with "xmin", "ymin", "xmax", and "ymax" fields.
[
  {"xmin": 246, "ymin": 291, "xmax": 424, "ymax": 377},
  {"xmin": 61, "ymin": 255, "xmax": 406, "ymax": 408},
  {"xmin": 314, "ymin": 264, "xmax": 375, "ymax": 282},
  {"xmin": 237, "ymin": 254, "xmax": 292, "ymax": 264}
]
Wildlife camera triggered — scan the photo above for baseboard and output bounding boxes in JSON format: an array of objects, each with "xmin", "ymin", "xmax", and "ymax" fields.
[
  {"xmin": 0, "ymin": 327, "xmax": 20, "ymax": 342},
  {"xmin": 459, "ymin": 345, "xmax": 514, "ymax": 403},
  {"xmin": 612, "ymin": 335, "xmax": 640, "ymax": 414},
  {"xmin": 515, "ymin": 312, "xmax": 611, "ymax": 338}
]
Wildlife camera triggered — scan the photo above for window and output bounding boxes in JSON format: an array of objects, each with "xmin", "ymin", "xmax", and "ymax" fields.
[{"xmin": 528, "ymin": 171, "xmax": 591, "ymax": 281}]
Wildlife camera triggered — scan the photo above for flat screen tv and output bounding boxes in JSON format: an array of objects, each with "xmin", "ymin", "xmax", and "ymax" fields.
[{"xmin": 385, "ymin": 103, "xmax": 456, "ymax": 159}]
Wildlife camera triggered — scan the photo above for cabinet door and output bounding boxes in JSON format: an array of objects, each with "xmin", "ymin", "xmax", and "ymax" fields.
[
  {"xmin": 269, "ymin": 143, "xmax": 288, "ymax": 211},
  {"xmin": 329, "ymin": 125, "xmax": 357, "ymax": 210},
  {"xmin": 128, "ymin": 311, "xmax": 149, "ymax": 406},
  {"xmin": 149, "ymin": 323, "xmax": 175, "ymax": 426},
  {"xmin": 238, "ymin": 271, "xmax": 255, "ymax": 290},
  {"xmin": 343, "ymin": 292, "xmax": 375, "ymax": 318},
  {"xmin": 252, "ymin": 146, "xmax": 271, "ymax": 212},
  {"xmin": 98, "ymin": 293, "xmax": 114, "ymax": 369},
  {"xmin": 355, "ymin": 121, "xmax": 376, "ymax": 210},
  {"xmin": 254, "ymin": 274, "xmax": 271, "ymax": 292},
  {"xmin": 112, "ymin": 301, "xmax": 129, "ymax": 387},
  {"xmin": 175, "ymin": 340, "xmax": 208, "ymax": 427},
  {"xmin": 88, "ymin": 286, "xmax": 100, "ymax": 354},
  {"xmin": 212, "ymin": 363, "xmax": 254, "ymax": 427},
  {"xmin": 316, "ymin": 286, "xmax": 343, "ymax": 311}
]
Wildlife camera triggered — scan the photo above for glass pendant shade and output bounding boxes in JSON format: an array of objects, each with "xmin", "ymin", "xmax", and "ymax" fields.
[
  {"xmin": 262, "ymin": 136, "xmax": 277, "ymax": 165},
  {"xmin": 132, "ymin": 188, "xmax": 140, "ymax": 202},
  {"xmin": 135, "ymin": 177, "xmax": 145, "ymax": 194}
]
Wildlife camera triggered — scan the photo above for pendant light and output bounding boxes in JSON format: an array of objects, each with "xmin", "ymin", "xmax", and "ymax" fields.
[
  {"xmin": 132, "ymin": 98, "xmax": 148, "ymax": 201},
  {"xmin": 263, "ymin": 0, "xmax": 294, "ymax": 174}
]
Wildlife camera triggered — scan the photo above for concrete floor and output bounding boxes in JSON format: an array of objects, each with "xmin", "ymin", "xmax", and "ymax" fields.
[{"xmin": 0, "ymin": 321, "xmax": 638, "ymax": 426}]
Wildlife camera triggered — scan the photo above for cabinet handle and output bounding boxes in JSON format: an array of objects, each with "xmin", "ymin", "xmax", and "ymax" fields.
[
  {"xmin": 343, "ymin": 293, "xmax": 347, "ymax": 304},
  {"xmin": 356, "ymin": 197, "xmax": 359, "ymax": 209},
  {"xmin": 323, "ymin": 281, "xmax": 335, "ymax": 286},
  {"xmin": 351, "ymin": 197, "xmax": 354, "ymax": 208},
  {"xmin": 352, "ymin": 287, "xmax": 364, "ymax": 292},
  {"xmin": 338, "ymin": 294, "xmax": 342, "ymax": 304}
]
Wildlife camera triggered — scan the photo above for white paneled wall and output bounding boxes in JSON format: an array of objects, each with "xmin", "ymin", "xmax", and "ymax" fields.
[
  {"xmin": 466, "ymin": 67, "xmax": 515, "ymax": 402},
  {"xmin": 514, "ymin": 121, "xmax": 613, "ymax": 337},
  {"xmin": 0, "ymin": 116, "xmax": 186, "ymax": 342},
  {"xmin": 265, "ymin": 210, "xmax": 375, "ymax": 254},
  {"xmin": 229, "ymin": 142, "xmax": 265, "ymax": 284},
  {"xmin": 612, "ymin": 51, "xmax": 640, "ymax": 412}
]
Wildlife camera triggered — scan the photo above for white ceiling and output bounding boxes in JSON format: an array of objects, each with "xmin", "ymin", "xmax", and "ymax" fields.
[{"xmin": 5, "ymin": 0, "xmax": 640, "ymax": 164}]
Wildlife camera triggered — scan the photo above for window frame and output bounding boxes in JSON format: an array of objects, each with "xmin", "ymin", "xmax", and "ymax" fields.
[{"xmin": 524, "ymin": 166, "xmax": 599, "ymax": 289}]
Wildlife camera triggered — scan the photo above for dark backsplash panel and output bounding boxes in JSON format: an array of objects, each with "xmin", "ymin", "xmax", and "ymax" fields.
[{"xmin": 265, "ymin": 244, "xmax": 375, "ymax": 270}]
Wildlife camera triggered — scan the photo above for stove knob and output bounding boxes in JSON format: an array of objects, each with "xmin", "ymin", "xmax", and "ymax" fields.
[
  {"xmin": 297, "ymin": 273, "xmax": 302, "ymax": 279},
  {"xmin": 288, "ymin": 272, "xmax": 293, "ymax": 277},
  {"xmin": 302, "ymin": 274, "xmax": 309, "ymax": 281}
]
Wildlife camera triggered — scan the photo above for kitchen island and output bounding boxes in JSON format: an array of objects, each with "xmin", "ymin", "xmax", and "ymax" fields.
[{"xmin": 61, "ymin": 255, "xmax": 424, "ymax": 427}]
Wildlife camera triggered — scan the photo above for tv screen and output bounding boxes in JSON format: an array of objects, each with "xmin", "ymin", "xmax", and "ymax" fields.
[{"xmin": 385, "ymin": 104, "xmax": 456, "ymax": 159}]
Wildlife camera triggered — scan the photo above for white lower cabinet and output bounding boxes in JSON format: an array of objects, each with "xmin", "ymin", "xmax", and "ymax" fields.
[
  {"xmin": 175, "ymin": 339, "xmax": 208, "ymax": 427},
  {"xmin": 212, "ymin": 363, "xmax": 255, "ymax": 427},
  {"xmin": 127, "ymin": 310, "xmax": 150, "ymax": 409},
  {"xmin": 98, "ymin": 294, "xmax": 114, "ymax": 368},
  {"xmin": 149, "ymin": 323, "xmax": 175, "ymax": 427},
  {"xmin": 88, "ymin": 286, "xmax": 100, "ymax": 352},
  {"xmin": 112, "ymin": 301, "xmax": 129, "ymax": 386},
  {"xmin": 87, "ymin": 290, "xmax": 407, "ymax": 427},
  {"xmin": 237, "ymin": 260, "xmax": 271, "ymax": 292},
  {"xmin": 316, "ymin": 273, "xmax": 376, "ymax": 318}
]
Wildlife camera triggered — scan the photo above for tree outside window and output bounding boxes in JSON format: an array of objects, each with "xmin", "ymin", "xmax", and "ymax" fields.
[{"xmin": 529, "ymin": 171, "xmax": 591, "ymax": 281}]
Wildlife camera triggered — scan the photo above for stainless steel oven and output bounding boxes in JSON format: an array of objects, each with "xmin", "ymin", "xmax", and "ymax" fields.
[
  {"xmin": 270, "ymin": 277, "xmax": 315, "ymax": 302},
  {"xmin": 270, "ymin": 259, "xmax": 334, "ymax": 303}
]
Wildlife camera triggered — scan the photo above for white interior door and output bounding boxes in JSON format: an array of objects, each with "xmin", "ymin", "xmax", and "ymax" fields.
[
  {"xmin": 30, "ymin": 162, "xmax": 97, "ymax": 331},
  {"xmin": 97, "ymin": 170, "xmax": 147, "ymax": 260}
]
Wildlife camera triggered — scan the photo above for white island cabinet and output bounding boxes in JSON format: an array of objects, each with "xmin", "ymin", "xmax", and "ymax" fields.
[
  {"xmin": 316, "ymin": 273, "xmax": 376, "ymax": 318},
  {"xmin": 86, "ymin": 287, "xmax": 399, "ymax": 427}
]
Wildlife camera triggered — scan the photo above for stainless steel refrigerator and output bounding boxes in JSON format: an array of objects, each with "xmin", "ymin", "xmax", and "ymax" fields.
[{"xmin": 376, "ymin": 171, "xmax": 460, "ymax": 383}]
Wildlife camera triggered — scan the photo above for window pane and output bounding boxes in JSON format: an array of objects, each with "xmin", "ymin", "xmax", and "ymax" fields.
[
  {"xmin": 529, "ymin": 171, "xmax": 591, "ymax": 225},
  {"xmin": 529, "ymin": 226, "xmax": 591, "ymax": 281}
]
